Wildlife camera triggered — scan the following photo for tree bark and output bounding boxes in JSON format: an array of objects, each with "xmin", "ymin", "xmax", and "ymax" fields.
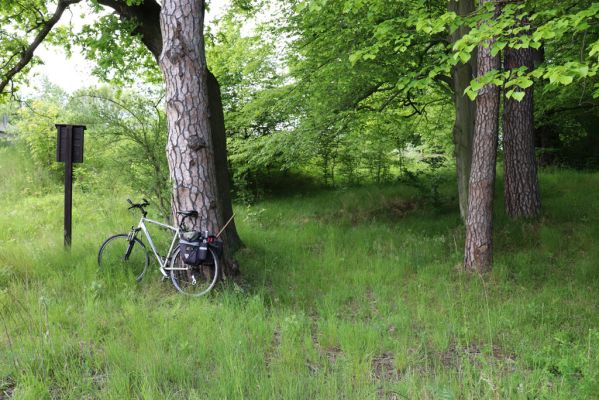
[
  {"xmin": 159, "ymin": 0, "xmax": 215, "ymax": 226},
  {"xmin": 503, "ymin": 38, "xmax": 541, "ymax": 218},
  {"xmin": 98, "ymin": 0, "xmax": 243, "ymax": 254},
  {"xmin": 159, "ymin": 0, "xmax": 239, "ymax": 276},
  {"xmin": 464, "ymin": 0, "xmax": 501, "ymax": 273},
  {"xmin": 449, "ymin": 0, "xmax": 477, "ymax": 221}
]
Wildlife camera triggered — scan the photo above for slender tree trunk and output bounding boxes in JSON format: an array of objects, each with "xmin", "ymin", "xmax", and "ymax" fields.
[
  {"xmin": 449, "ymin": 0, "xmax": 476, "ymax": 221},
  {"xmin": 503, "ymin": 35, "xmax": 541, "ymax": 218},
  {"xmin": 464, "ymin": 0, "xmax": 501, "ymax": 272}
]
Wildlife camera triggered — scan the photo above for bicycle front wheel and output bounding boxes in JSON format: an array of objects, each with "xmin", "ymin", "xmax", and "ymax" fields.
[
  {"xmin": 98, "ymin": 234, "xmax": 149, "ymax": 282},
  {"xmin": 169, "ymin": 247, "xmax": 219, "ymax": 296}
]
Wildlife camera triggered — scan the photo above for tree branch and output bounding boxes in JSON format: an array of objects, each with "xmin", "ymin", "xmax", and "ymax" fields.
[
  {"xmin": 96, "ymin": 0, "xmax": 162, "ymax": 60},
  {"xmin": 0, "ymin": 0, "xmax": 82, "ymax": 95}
]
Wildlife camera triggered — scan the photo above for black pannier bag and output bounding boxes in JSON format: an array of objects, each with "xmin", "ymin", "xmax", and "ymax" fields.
[{"xmin": 179, "ymin": 231, "xmax": 208, "ymax": 266}]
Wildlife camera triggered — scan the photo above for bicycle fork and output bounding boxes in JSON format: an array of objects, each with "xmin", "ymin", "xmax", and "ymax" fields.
[{"xmin": 124, "ymin": 228, "xmax": 141, "ymax": 261}]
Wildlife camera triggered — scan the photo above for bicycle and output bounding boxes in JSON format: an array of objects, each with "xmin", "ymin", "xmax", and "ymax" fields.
[{"xmin": 97, "ymin": 198, "xmax": 221, "ymax": 297}]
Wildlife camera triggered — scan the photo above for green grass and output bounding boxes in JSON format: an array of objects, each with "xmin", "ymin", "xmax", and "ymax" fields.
[{"xmin": 1, "ymin": 146, "xmax": 598, "ymax": 399}]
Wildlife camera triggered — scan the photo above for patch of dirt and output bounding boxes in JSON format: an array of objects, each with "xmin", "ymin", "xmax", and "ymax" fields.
[
  {"xmin": 439, "ymin": 340, "xmax": 516, "ymax": 371},
  {"xmin": 324, "ymin": 346, "xmax": 343, "ymax": 364},
  {"xmin": 0, "ymin": 377, "xmax": 15, "ymax": 400},
  {"xmin": 309, "ymin": 322, "xmax": 344, "ymax": 366},
  {"xmin": 376, "ymin": 388, "xmax": 404, "ymax": 400},
  {"xmin": 91, "ymin": 371, "xmax": 107, "ymax": 391},
  {"xmin": 372, "ymin": 352, "xmax": 402, "ymax": 381},
  {"xmin": 491, "ymin": 344, "xmax": 516, "ymax": 362},
  {"xmin": 306, "ymin": 359, "xmax": 320, "ymax": 375},
  {"xmin": 304, "ymin": 325, "xmax": 345, "ymax": 375},
  {"xmin": 440, "ymin": 341, "xmax": 479, "ymax": 369}
]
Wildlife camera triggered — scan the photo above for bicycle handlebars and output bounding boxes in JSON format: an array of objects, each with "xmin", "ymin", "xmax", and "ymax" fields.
[
  {"xmin": 127, "ymin": 198, "xmax": 149, "ymax": 216},
  {"xmin": 127, "ymin": 197, "xmax": 204, "ymax": 231}
]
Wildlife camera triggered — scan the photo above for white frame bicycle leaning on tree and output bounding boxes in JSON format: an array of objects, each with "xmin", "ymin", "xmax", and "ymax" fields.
[{"xmin": 97, "ymin": 199, "xmax": 220, "ymax": 297}]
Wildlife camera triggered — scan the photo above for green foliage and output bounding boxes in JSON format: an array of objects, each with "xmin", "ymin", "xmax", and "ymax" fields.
[
  {"xmin": 73, "ymin": 11, "xmax": 161, "ymax": 85},
  {"xmin": 3, "ymin": 0, "xmax": 599, "ymax": 192},
  {"xmin": 69, "ymin": 86, "xmax": 171, "ymax": 217},
  {"xmin": 450, "ymin": 1, "xmax": 599, "ymax": 99},
  {"xmin": 534, "ymin": 79, "xmax": 599, "ymax": 169},
  {"xmin": 212, "ymin": 0, "xmax": 456, "ymax": 191},
  {"xmin": 206, "ymin": 10, "xmax": 304, "ymax": 200},
  {"xmin": 0, "ymin": 0, "xmax": 160, "ymax": 98},
  {"xmin": 212, "ymin": 0, "xmax": 599, "ymax": 183},
  {"xmin": 402, "ymin": 145, "xmax": 451, "ymax": 209},
  {"xmin": 16, "ymin": 110, "xmax": 60, "ymax": 171},
  {"xmin": 0, "ymin": 0, "xmax": 50, "ymax": 94},
  {"xmin": 7, "ymin": 82, "xmax": 171, "ymax": 216}
]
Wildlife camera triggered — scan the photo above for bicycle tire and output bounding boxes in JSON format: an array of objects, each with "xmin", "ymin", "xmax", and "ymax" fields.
[
  {"xmin": 169, "ymin": 247, "xmax": 219, "ymax": 296},
  {"xmin": 98, "ymin": 234, "xmax": 149, "ymax": 282}
]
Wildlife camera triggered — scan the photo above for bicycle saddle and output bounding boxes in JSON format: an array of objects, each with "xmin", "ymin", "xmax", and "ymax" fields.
[{"xmin": 177, "ymin": 210, "xmax": 198, "ymax": 218}]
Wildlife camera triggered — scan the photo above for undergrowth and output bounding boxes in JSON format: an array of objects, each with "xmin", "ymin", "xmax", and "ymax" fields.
[{"xmin": 0, "ymin": 147, "xmax": 597, "ymax": 399}]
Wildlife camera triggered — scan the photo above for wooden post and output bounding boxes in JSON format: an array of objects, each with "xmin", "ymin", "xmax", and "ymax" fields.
[
  {"xmin": 64, "ymin": 125, "xmax": 73, "ymax": 248},
  {"xmin": 56, "ymin": 124, "xmax": 85, "ymax": 249}
]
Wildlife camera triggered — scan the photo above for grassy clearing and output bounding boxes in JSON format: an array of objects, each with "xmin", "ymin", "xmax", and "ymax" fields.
[{"xmin": 0, "ymin": 146, "xmax": 598, "ymax": 399}]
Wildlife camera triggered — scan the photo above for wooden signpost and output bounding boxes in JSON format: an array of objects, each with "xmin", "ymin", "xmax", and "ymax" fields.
[{"xmin": 56, "ymin": 124, "xmax": 85, "ymax": 248}]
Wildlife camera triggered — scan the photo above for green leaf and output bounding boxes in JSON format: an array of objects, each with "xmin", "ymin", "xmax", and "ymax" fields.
[
  {"xmin": 491, "ymin": 40, "xmax": 507, "ymax": 57},
  {"xmin": 530, "ymin": 41, "xmax": 542, "ymax": 50},
  {"xmin": 558, "ymin": 75, "xmax": 574, "ymax": 85},
  {"xmin": 458, "ymin": 51, "xmax": 471, "ymax": 64},
  {"xmin": 511, "ymin": 91, "xmax": 525, "ymax": 102},
  {"xmin": 470, "ymin": 79, "xmax": 483, "ymax": 92},
  {"xmin": 519, "ymin": 78, "xmax": 533, "ymax": 89},
  {"xmin": 464, "ymin": 87, "xmax": 477, "ymax": 101},
  {"xmin": 349, "ymin": 52, "xmax": 362, "ymax": 65}
]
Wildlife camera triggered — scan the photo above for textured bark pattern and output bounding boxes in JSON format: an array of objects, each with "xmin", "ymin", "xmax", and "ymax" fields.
[
  {"xmin": 464, "ymin": 0, "xmax": 501, "ymax": 272},
  {"xmin": 99, "ymin": 0, "xmax": 243, "ymax": 254},
  {"xmin": 449, "ymin": 0, "xmax": 477, "ymax": 221},
  {"xmin": 503, "ymin": 43, "xmax": 541, "ymax": 218},
  {"xmin": 159, "ymin": 0, "xmax": 219, "ymax": 235}
]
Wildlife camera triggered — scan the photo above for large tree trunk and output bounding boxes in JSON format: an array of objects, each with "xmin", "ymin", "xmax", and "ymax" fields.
[
  {"xmin": 464, "ymin": 0, "xmax": 501, "ymax": 273},
  {"xmin": 503, "ymin": 37, "xmax": 541, "ymax": 218},
  {"xmin": 99, "ymin": 0, "xmax": 243, "ymax": 256},
  {"xmin": 449, "ymin": 0, "xmax": 476, "ymax": 221},
  {"xmin": 159, "ymin": 0, "xmax": 238, "ymax": 275}
]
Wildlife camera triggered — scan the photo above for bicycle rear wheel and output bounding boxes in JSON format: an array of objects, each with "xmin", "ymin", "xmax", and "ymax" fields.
[
  {"xmin": 169, "ymin": 247, "xmax": 219, "ymax": 296},
  {"xmin": 98, "ymin": 234, "xmax": 149, "ymax": 282}
]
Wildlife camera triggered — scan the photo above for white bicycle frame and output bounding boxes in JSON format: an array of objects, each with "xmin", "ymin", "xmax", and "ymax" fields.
[{"xmin": 136, "ymin": 217, "xmax": 188, "ymax": 276}]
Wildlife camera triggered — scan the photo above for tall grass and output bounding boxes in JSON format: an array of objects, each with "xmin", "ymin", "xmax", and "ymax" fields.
[{"xmin": 0, "ymin": 146, "xmax": 597, "ymax": 399}]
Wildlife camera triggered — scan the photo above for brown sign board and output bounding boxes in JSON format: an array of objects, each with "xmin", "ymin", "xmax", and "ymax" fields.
[{"xmin": 56, "ymin": 124, "xmax": 85, "ymax": 163}]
